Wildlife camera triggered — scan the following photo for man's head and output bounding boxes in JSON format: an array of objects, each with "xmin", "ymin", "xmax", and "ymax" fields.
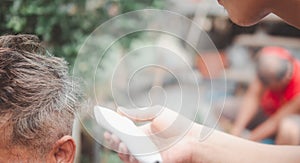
[
  {"xmin": 0, "ymin": 35, "xmax": 79, "ymax": 162},
  {"xmin": 256, "ymin": 47, "xmax": 293, "ymax": 91}
]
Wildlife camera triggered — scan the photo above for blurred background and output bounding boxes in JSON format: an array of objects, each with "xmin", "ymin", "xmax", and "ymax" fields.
[{"xmin": 1, "ymin": 0, "xmax": 300, "ymax": 162}]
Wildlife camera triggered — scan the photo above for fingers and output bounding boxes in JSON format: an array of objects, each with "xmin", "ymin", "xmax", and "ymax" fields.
[
  {"xmin": 150, "ymin": 108, "xmax": 195, "ymax": 137},
  {"xmin": 118, "ymin": 143, "xmax": 139, "ymax": 163},
  {"xmin": 118, "ymin": 143, "xmax": 130, "ymax": 162},
  {"xmin": 104, "ymin": 132, "xmax": 139, "ymax": 163},
  {"xmin": 128, "ymin": 155, "xmax": 139, "ymax": 163},
  {"xmin": 117, "ymin": 105, "xmax": 164, "ymax": 122},
  {"xmin": 117, "ymin": 105, "xmax": 194, "ymax": 138},
  {"xmin": 117, "ymin": 106, "xmax": 181, "ymax": 133},
  {"xmin": 118, "ymin": 153, "xmax": 139, "ymax": 163},
  {"xmin": 118, "ymin": 106, "xmax": 195, "ymax": 138},
  {"xmin": 104, "ymin": 132, "xmax": 121, "ymax": 152},
  {"xmin": 150, "ymin": 107, "xmax": 180, "ymax": 133}
]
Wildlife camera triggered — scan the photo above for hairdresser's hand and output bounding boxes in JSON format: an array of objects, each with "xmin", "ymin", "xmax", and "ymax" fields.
[
  {"xmin": 104, "ymin": 107, "xmax": 202, "ymax": 163},
  {"xmin": 104, "ymin": 133, "xmax": 197, "ymax": 163},
  {"xmin": 230, "ymin": 126, "xmax": 243, "ymax": 137}
]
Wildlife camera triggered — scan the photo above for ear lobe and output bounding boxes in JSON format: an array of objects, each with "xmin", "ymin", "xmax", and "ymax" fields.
[{"xmin": 53, "ymin": 135, "xmax": 76, "ymax": 163}]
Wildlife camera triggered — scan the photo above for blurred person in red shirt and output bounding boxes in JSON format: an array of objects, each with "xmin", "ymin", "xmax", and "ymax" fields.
[{"xmin": 231, "ymin": 47, "xmax": 300, "ymax": 145}]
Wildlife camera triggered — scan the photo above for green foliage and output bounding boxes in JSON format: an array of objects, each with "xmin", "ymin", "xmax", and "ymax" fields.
[{"xmin": 0, "ymin": 0, "xmax": 165, "ymax": 67}]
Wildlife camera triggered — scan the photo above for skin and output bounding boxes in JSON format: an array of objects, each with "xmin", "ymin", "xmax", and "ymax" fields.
[
  {"xmin": 218, "ymin": 0, "xmax": 272, "ymax": 26},
  {"xmin": 46, "ymin": 136, "xmax": 76, "ymax": 163},
  {"xmin": 107, "ymin": 108, "xmax": 300, "ymax": 163},
  {"xmin": 218, "ymin": 0, "xmax": 300, "ymax": 28},
  {"xmin": 0, "ymin": 135, "xmax": 76, "ymax": 163},
  {"xmin": 276, "ymin": 116, "xmax": 300, "ymax": 145},
  {"xmin": 231, "ymin": 78, "xmax": 262, "ymax": 137}
]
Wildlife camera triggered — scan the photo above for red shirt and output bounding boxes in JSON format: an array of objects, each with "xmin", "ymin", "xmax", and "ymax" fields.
[{"xmin": 261, "ymin": 59, "xmax": 300, "ymax": 115}]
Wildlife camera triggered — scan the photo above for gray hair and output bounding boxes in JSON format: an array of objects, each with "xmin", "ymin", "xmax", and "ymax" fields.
[
  {"xmin": 256, "ymin": 53, "xmax": 291, "ymax": 85},
  {"xmin": 0, "ymin": 34, "xmax": 80, "ymax": 157}
]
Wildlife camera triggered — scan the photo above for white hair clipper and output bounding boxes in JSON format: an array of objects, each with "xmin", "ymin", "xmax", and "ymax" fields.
[{"xmin": 94, "ymin": 106, "xmax": 163, "ymax": 163}]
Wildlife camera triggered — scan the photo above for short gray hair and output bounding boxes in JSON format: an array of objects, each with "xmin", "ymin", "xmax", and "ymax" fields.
[
  {"xmin": 256, "ymin": 52, "xmax": 290, "ymax": 85},
  {"xmin": 0, "ymin": 34, "xmax": 80, "ymax": 156}
]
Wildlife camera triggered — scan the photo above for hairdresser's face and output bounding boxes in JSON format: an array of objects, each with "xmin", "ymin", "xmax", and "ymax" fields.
[{"xmin": 218, "ymin": 0, "xmax": 272, "ymax": 26}]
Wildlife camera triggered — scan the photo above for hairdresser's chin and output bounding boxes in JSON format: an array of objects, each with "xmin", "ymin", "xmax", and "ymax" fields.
[
  {"xmin": 218, "ymin": 0, "xmax": 271, "ymax": 26},
  {"xmin": 228, "ymin": 12, "xmax": 270, "ymax": 27},
  {"xmin": 218, "ymin": 0, "xmax": 300, "ymax": 28}
]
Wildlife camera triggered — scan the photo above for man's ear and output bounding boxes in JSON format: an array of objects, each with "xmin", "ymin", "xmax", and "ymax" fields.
[{"xmin": 51, "ymin": 135, "xmax": 76, "ymax": 163}]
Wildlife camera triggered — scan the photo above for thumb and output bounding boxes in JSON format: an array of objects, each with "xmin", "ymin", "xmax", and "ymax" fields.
[
  {"xmin": 117, "ymin": 105, "xmax": 164, "ymax": 122},
  {"xmin": 119, "ymin": 106, "xmax": 193, "ymax": 138}
]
